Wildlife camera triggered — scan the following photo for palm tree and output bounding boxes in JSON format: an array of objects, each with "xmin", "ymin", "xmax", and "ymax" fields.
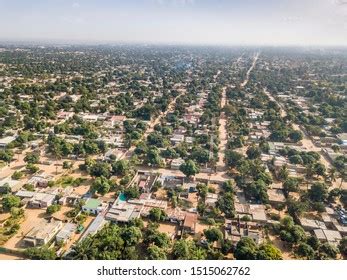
[
  {"xmin": 278, "ymin": 165, "xmax": 289, "ymax": 182},
  {"xmin": 305, "ymin": 164, "xmax": 314, "ymax": 190},
  {"xmin": 327, "ymin": 167, "xmax": 337, "ymax": 184},
  {"xmin": 51, "ymin": 144, "xmax": 62, "ymax": 175}
]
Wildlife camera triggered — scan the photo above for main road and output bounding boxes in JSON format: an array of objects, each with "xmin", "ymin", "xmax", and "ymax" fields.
[
  {"xmin": 217, "ymin": 53, "xmax": 258, "ymax": 170},
  {"xmin": 240, "ymin": 52, "xmax": 260, "ymax": 88}
]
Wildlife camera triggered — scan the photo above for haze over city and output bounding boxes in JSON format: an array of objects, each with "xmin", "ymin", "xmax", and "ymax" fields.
[{"xmin": 0, "ymin": 0, "xmax": 347, "ymax": 46}]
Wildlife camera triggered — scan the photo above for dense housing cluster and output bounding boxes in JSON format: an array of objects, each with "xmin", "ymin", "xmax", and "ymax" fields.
[{"xmin": 0, "ymin": 45, "xmax": 346, "ymax": 260}]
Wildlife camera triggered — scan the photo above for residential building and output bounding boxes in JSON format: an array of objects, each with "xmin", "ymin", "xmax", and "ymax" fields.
[
  {"xmin": 23, "ymin": 220, "xmax": 63, "ymax": 247},
  {"xmin": 82, "ymin": 198, "xmax": 108, "ymax": 215}
]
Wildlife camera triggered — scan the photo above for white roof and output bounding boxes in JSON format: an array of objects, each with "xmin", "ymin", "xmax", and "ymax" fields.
[{"xmin": 0, "ymin": 136, "xmax": 16, "ymax": 145}]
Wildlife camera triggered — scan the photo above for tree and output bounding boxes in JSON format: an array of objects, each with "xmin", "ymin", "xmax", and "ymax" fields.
[
  {"xmin": 124, "ymin": 185, "xmax": 140, "ymax": 199},
  {"xmin": 111, "ymin": 160, "xmax": 130, "ymax": 176},
  {"xmin": 281, "ymin": 216, "xmax": 295, "ymax": 229},
  {"xmin": 172, "ymin": 239, "xmax": 206, "ymax": 260},
  {"xmin": 196, "ymin": 183, "xmax": 208, "ymax": 200},
  {"xmin": 146, "ymin": 148, "xmax": 162, "ymax": 166},
  {"xmin": 46, "ymin": 204, "xmax": 61, "ymax": 215},
  {"xmin": 161, "ymin": 147, "xmax": 178, "ymax": 159},
  {"xmin": 68, "ymin": 225, "xmax": 129, "ymax": 259},
  {"xmin": 290, "ymin": 225, "xmax": 307, "ymax": 244},
  {"xmin": 147, "ymin": 245, "xmax": 167, "ymax": 260},
  {"xmin": 83, "ymin": 140, "xmax": 100, "ymax": 155},
  {"xmin": 91, "ymin": 176, "xmax": 110, "ymax": 195},
  {"xmin": 61, "ymin": 142, "xmax": 74, "ymax": 156},
  {"xmin": 283, "ymin": 177, "xmax": 300, "ymax": 193},
  {"xmin": 338, "ymin": 170, "xmax": 346, "ymax": 189},
  {"xmin": 147, "ymin": 132, "xmax": 165, "ymax": 147},
  {"xmin": 172, "ymin": 239, "xmax": 190, "ymax": 259},
  {"xmin": 88, "ymin": 162, "xmax": 111, "ymax": 178},
  {"xmin": 222, "ymin": 180, "xmax": 235, "ymax": 193},
  {"xmin": 234, "ymin": 237, "xmax": 257, "ymax": 260},
  {"xmin": 288, "ymin": 130, "xmax": 303, "ymax": 143},
  {"xmin": 2, "ymin": 194, "xmax": 21, "ymax": 211},
  {"xmin": 278, "ymin": 165, "xmax": 289, "ymax": 181},
  {"xmin": 120, "ymin": 226, "xmax": 142, "ymax": 247},
  {"xmin": 270, "ymin": 129, "xmax": 288, "ymax": 142},
  {"xmin": 256, "ymin": 243, "xmax": 282, "ymax": 260},
  {"xmin": 318, "ymin": 243, "xmax": 339, "ymax": 259},
  {"xmin": 62, "ymin": 161, "xmax": 73, "ymax": 170},
  {"xmin": 245, "ymin": 177, "xmax": 269, "ymax": 202},
  {"xmin": 203, "ymin": 227, "xmax": 223, "ymax": 243},
  {"xmin": 313, "ymin": 162, "xmax": 326, "ymax": 178},
  {"xmin": 197, "ymin": 201, "xmax": 206, "ymax": 216},
  {"xmin": 225, "ymin": 150, "xmax": 243, "ymax": 168},
  {"xmin": 327, "ymin": 167, "xmax": 337, "ymax": 183},
  {"xmin": 148, "ymin": 208, "xmax": 167, "ymax": 222},
  {"xmin": 24, "ymin": 152, "xmax": 40, "ymax": 164},
  {"xmin": 144, "ymin": 223, "xmax": 170, "ymax": 248},
  {"xmin": 296, "ymin": 242, "xmax": 315, "ymax": 260},
  {"xmin": 338, "ymin": 237, "xmax": 347, "ymax": 256},
  {"xmin": 25, "ymin": 246, "xmax": 57, "ymax": 260},
  {"xmin": 0, "ymin": 182, "xmax": 11, "ymax": 194},
  {"xmin": 216, "ymin": 192, "xmax": 235, "ymax": 218},
  {"xmin": 308, "ymin": 182, "xmax": 328, "ymax": 202},
  {"xmin": 289, "ymin": 155, "xmax": 303, "ymax": 165},
  {"xmin": 0, "ymin": 150, "xmax": 14, "ymax": 164},
  {"xmin": 307, "ymin": 235, "xmax": 320, "ymax": 250},
  {"xmin": 179, "ymin": 160, "xmax": 200, "ymax": 178},
  {"xmin": 259, "ymin": 139, "xmax": 270, "ymax": 153},
  {"xmin": 191, "ymin": 147, "xmax": 210, "ymax": 164},
  {"xmin": 26, "ymin": 163, "xmax": 39, "ymax": 174},
  {"xmin": 287, "ymin": 199, "xmax": 307, "ymax": 218},
  {"xmin": 246, "ymin": 145, "xmax": 261, "ymax": 160},
  {"xmin": 341, "ymin": 190, "xmax": 347, "ymax": 207},
  {"xmin": 278, "ymin": 216, "xmax": 306, "ymax": 244},
  {"xmin": 228, "ymin": 136, "xmax": 244, "ymax": 149}
]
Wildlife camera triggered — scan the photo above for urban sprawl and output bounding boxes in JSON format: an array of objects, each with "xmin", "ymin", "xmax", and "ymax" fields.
[{"xmin": 0, "ymin": 45, "xmax": 346, "ymax": 260}]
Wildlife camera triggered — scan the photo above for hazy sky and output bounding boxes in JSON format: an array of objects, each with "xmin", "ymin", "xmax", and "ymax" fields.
[{"xmin": 0, "ymin": 0, "xmax": 346, "ymax": 46}]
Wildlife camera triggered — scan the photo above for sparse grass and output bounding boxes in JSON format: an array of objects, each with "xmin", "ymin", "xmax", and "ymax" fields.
[
  {"xmin": 0, "ymin": 209, "xmax": 24, "ymax": 246},
  {"xmin": 54, "ymin": 176, "xmax": 86, "ymax": 188}
]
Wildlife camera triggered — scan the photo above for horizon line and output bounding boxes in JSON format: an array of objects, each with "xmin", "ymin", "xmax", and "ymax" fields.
[{"xmin": 1, "ymin": 39, "xmax": 347, "ymax": 49}]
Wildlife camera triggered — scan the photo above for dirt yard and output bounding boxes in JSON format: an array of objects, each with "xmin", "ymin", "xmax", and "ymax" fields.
[
  {"xmin": 0, "ymin": 252, "xmax": 23, "ymax": 260},
  {"xmin": 3, "ymin": 208, "xmax": 47, "ymax": 250}
]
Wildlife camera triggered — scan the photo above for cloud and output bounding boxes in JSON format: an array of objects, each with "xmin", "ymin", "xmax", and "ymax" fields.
[{"xmin": 72, "ymin": 2, "xmax": 80, "ymax": 8}]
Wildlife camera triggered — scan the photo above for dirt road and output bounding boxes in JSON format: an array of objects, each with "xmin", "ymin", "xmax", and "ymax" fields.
[
  {"xmin": 217, "ymin": 87, "xmax": 228, "ymax": 170},
  {"xmin": 241, "ymin": 52, "xmax": 260, "ymax": 88}
]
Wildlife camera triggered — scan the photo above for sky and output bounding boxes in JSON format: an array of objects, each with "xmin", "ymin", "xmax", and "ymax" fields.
[{"xmin": 0, "ymin": 0, "xmax": 346, "ymax": 46}]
